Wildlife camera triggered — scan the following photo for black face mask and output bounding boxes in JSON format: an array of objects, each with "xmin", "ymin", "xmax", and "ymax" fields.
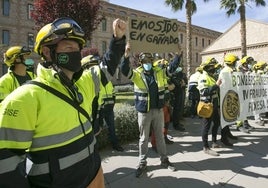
[{"xmin": 56, "ymin": 51, "xmax": 82, "ymax": 72}]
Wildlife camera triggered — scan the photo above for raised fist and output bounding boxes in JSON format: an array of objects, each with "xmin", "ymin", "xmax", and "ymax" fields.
[{"xmin": 113, "ymin": 18, "xmax": 126, "ymax": 39}]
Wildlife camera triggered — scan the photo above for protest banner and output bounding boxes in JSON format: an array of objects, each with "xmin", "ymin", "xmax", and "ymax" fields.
[
  {"xmin": 220, "ymin": 72, "xmax": 268, "ymax": 128},
  {"xmin": 128, "ymin": 17, "xmax": 179, "ymax": 53}
]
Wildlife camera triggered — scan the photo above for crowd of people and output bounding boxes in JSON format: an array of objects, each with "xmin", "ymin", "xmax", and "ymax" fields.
[
  {"xmin": 0, "ymin": 16, "xmax": 267, "ymax": 187},
  {"xmin": 197, "ymin": 54, "xmax": 267, "ymax": 156}
]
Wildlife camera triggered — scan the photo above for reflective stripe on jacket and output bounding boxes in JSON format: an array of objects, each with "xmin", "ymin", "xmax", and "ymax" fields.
[
  {"xmin": 131, "ymin": 66, "xmax": 166, "ymax": 112},
  {"xmin": 99, "ymin": 80, "xmax": 115, "ymax": 106},
  {"xmin": 189, "ymin": 71, "xmax": 201, "ymax": 87},
  {"xmin": 0, "ymin": 34, "xmax": 126, "ymax": 188},
  {"xmin": 0, "ymin": 64, "xmax": 99, "ymax": 186},
  {"xmin": 0, "ymin": 64, "xmax": 98, "ymax": 151},
  {"xmin": 198, "ymin": 70, "xmax": 218, "ymax": 104},
  {"xmin": 198, "ymin": 71, "xmax": 216, "ymax": 91}
]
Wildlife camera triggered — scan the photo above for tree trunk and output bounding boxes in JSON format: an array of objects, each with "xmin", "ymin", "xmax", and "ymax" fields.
[
  {"xmin": 186, "ymin": 0, "xmax": 192, "ymax": 79},
  {"xmin": 240, "ymin": 2, "xmax": 247, "ymax": 57}
]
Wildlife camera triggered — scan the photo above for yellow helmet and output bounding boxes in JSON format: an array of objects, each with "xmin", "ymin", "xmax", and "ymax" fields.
[
  {"xmin": 195, "ymin": 66, "xmax": 203, "ymax": 73},
  {"xmin": 4, "ymin": 46, "xmax": 31, "ymax": 67},
  {"xmin": 153, "ymin": 59, "xmax": 168, "ymax": 67},
  {"xmin": 214, "ymin": 63, "xmax": 222, "ymax": 69},
  {"xmin": 200, "ymin": 57, "xmax": 218, "ymax": 68},
  {"xmin": 224, "ymin": 54, "xmax": 239, "ymax": 65},
  {"xmin": 253, "ymin": 61, "xmax": 267, "ymax": 70},
  {"xmin": 34, "ymin": 17, "xmax": 86, "ymax": 55},
  {"xmin": 240, "ymin": 56, "xmax": 254, "ymax": 65},
  {"xmin": 153, "ymin": 53, "xmax": 162, "ymax": 61},
  {"xmin": 81, "ymin": 55, "xmax": 100, "ymax": 68},
  {"xmin": 138, "ymin": 52, "xmax": 153, "ymax": 64}
]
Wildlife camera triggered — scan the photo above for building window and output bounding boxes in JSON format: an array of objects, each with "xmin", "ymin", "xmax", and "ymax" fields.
[
  {"xmin": 2, "ymin": 30, "xmax": 10, "ymax": 45},
  {"xmin": 107, "ymin": 8, "xmax": 115, "ymax": 12},
  {"xmin": 101, "ymin": 41, "xmax": 107, "ymax": 55},
  {"xmin": 28, "ymin": 33, "xmax": 34, "ymax": 48},
  {"xmin": 3, "ymin": 0, "xmax": 10, "ymax": 16},
  {"xmin": 119, "ymin": 11, "xmax": 126, "ymax": 16},
  {"xmin": 180, "ymin": 33, "xmax": 183, "ymax": 44},
  {"xmin": 202, "ymin": 38, "xmax": 205, "ymax": 47},
  {"xmin": 102, "ymin": 19, "xmax": 107, "ymax": 32},
  {"xmin": 130, "ymin": 13, "xmax": 137, "ymax": 17},
  {"xmin": 208, "ymin": 40, "xmax": 211, "ymax": 45},
  {"xmin": 180, "ymin": 51, "xmax": 184, "ymax": 63},
  {"xmin": 27, "ymin": 4, "xmax": 34, "ymax": 19},
  {"xmin": 196, "ymin": 53, "xmax": 198, "ymax": 63},
  {"xmin": 195, "ymin": 37, "xmax": 198, "ymax": 46}
]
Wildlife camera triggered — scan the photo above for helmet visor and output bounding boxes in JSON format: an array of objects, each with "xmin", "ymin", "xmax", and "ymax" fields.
[
  {"xmin": 52, "ymin": 17, "xmax": 85, "ymax": 37},
  {"xmin": 20, "ymin": 46, "xmax": 31, "ymax": 55},
  {"xmin": 210, "ymin": 58, "xmax": 218, "ymax": 65}
]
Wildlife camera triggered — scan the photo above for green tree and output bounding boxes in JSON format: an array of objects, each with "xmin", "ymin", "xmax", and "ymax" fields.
[
  {"xmin": 219, "ymin": 0, "xmax": 266, "ymax": 57},
  {"xmin": 165, "ymin": 0, "xmax": 197, "ymax": 78},
  {"xmin": 31, "ymin": 0, "xmax": 103, "ymax": 41}
]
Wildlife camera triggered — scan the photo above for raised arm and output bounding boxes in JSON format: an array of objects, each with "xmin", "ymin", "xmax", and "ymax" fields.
[
  {"xmin": 166, "ymin": 52, "xmax": 182, "ymax": 77},
  {"xmin": 101, "ymin": 18, "xmax": 126, "ymax": 77},
  {"xmin": 120, "ymin": 41, "xmax": 132, "ymax": 78}
]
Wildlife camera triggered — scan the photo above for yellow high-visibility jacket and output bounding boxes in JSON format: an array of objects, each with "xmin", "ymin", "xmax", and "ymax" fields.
[
  {"xmin": 0, "ymin": 64, "xmax": 99, "ymax": 187},
  {"xmin": 131, "ymin": 66, "xmax": 166, "ymax": 113},
  {"xmin": 0, "ymin": 70, "xmax": 36, "ymax": 101},
  {"xmin": 198, "ymin": 70, "xmax": 219, "ymax": 106}
]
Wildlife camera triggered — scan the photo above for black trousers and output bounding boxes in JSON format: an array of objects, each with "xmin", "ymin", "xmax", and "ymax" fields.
[
  {"xmin": 189, "ymin": 91, "xmax": 200, "ymax": 116},
  {"xmin": 202, "ymin": 107, "xmax": 220, "ymax": 148},
  {"xmin": 171, "ymin": 87, "xmax": 183, "ymax": 127}
]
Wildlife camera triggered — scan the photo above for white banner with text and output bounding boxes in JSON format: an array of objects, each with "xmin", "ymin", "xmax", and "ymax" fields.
[{"xmin": 220, "ymin": 72, "xmax": 268, "ymax": 128}]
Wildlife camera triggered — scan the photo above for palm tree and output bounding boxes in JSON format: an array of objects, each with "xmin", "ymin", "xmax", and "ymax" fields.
[
  {"xmin": 219, "ymin": 0, "xmax": 266, "ymax": 57},
  {"xmin": 165, "ymin": 0, "xmax": 197, "ymax": 78}
]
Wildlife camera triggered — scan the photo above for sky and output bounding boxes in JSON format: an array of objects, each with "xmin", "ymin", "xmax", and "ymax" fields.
[{"xmin": 108, "ymin": 0, "xmax": 268, "ymax": 33}]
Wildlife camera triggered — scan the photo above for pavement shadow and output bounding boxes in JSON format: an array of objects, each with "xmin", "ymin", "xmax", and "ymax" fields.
[
  {"xmin": 104, "ymin": 167, "xmax": 245, "ymax": 188},
  {"xmin": 101, "ymin": 117, "xmax": 268, "ymax": 185}
]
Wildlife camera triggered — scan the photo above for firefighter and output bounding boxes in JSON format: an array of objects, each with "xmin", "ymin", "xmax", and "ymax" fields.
[
  {"xmin": 0, "ymin": 46, "xmax": 35, "ymax": 102},
  {"xmin": 252, "ymin": 60, "xmax": 267, "ymax": 126},
  {"xmin": 0, "ymin": 17, "xmax": 126, "ymax": 188},
  {"xmin": 188, "ymin": 66, "xmax": 203, "ymax": 118},
  {"xmin": 217, "ymin": 54, "xmax": 241, "ymax": 147},
  {"xmin": 81, "ymin": 54, "xmax": 124, "ymax": 151},
  {"xmin": 198, "ymin": 57, "xmax": 221, "ymax": 156},
  {"xmin": 121, "ymin": 43, "xmax": 180, "ymax": 177}
]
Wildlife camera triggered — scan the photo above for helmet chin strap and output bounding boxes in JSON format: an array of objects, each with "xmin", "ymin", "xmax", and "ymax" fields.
[
  {"xmin": 13, "ymin": 62, "xmax": 27, "ymax": 67},
  {"xmin": 49, "ymin": 46, "xmax": 74, "ymax": 88},
  {"xmin": 13, "ymin": 56, "xmax": 27, "ymax": 67}
]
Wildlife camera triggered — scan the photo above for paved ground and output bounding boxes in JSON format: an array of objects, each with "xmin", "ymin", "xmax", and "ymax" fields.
[{"xmin": 100, "ymin": 117, "xmax": 268, "ymax": 188}]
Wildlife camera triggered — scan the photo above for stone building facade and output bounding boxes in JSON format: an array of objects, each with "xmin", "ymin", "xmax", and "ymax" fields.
[
  {"xmin": 201, "ymin": 19, "xmax": 268, "ymax": 64},
  {"xmin": 0, "ymin": 0, "xmax": 36, "ymax": 74},
  {"xmin": 0, "ymin": 0, "xmax": 221, "ymax": 81}
]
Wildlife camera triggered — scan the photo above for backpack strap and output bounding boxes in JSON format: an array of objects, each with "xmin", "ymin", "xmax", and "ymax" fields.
[{"xmin": 27, "ymin": 81, "xmax": 90, "ymax": 120}]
